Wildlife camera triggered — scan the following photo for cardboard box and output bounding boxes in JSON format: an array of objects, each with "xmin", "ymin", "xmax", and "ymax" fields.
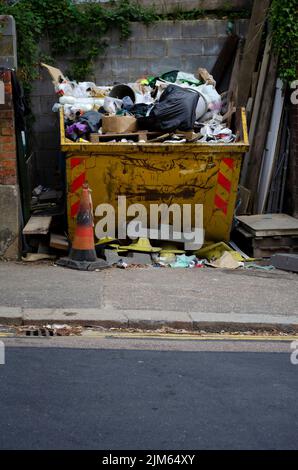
[{"xmin": 102, "ymin": 115, "xmax": 137, "ymax": 134}]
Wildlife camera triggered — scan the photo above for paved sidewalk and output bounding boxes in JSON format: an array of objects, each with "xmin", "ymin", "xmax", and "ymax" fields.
[{"xmin": 0, "ymin": 261, "xmax": 297, "ymax": 331}]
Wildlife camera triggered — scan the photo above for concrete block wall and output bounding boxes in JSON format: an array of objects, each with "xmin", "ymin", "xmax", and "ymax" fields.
[
  {"xmin": 0, "ymin": 69, "xmax": 20, "ymax": 259},
  {"xmin": 75, "ymin": 0, "xmax": 252, "ymax": 13},
  {"xmin": 30, "ymin": 68, "xmax": 61, "ymax": 188},
  {"xmin": 134, "ymin": 0, "xmax": 252, "ymax": 11},
  {"xmin": 0, "ymin": 15, "xmax": 17, "ymax": 70},
  {"xmin": 30, "ymin": 19, "xmax": 249, "ymax": 188},
  {"xmin": 94, "ymin": 19, "xmax": 249, "ymax": 84}
]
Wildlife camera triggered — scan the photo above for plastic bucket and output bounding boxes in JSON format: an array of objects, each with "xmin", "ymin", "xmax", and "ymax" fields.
[{"xmin": 109, "ymin": 84, "xmax": 136, "ymax": 103}]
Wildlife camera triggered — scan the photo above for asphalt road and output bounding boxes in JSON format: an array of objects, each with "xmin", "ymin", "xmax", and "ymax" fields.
[{"xmin": 0, "ymin": 336, "xmax": 297, "ymax": 450}]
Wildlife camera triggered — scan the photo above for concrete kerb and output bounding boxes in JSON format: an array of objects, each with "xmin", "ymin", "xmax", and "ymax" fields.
[
  {"xmin": 190, "ymin": 313, "xmax": 298, "ymax": 333},
  {"xmin": 0, "ymin": 307, "xmax": 22, "ymax": 325},
  {"xmin": 0, "ymin": 307, "xmax": 298, "ymax": 333},
  {"xmin": 22, "ymin": 308, "xmax": 128, "ymax": 329}
]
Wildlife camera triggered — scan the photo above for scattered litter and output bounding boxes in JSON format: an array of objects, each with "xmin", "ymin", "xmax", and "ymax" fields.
[
  {"xmin": 207, "ymin": 251, "xmax": 243, "ymax": 269},
  {"xmin": 196, "ymin": 242, "xmax": 245, "ymax": 262},
  {"xmin": 117, "ymin": 260, "xmax": 128, "ymax": 269},
  {"xmin": 22, "ymin": 253, "xmax": 56, "ymax": 262},
  {"xmin": 17, "ymin": 324, "xmax": 82, "ymax": 337},
  {"xmin": 170, "ymin": 254, "xmax": 197, "ymax": 268},
  {"xmin": 243, "ymin": 263, "xmax": 275, "ymax": 271}
]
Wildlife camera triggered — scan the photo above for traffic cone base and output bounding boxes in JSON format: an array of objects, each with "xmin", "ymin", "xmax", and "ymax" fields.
[{"xmin": 57, "ymin": 256, "xmax": 109, "ymax": 271}]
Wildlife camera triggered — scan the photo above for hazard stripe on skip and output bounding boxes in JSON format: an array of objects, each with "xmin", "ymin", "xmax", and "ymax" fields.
[
  {"xmin": 214, "ymin": 157, "xmax": 235, "ymax": 216},
  {"xmin": 70, "ymin": 158, "xmax": 86, "ymax": 218}
]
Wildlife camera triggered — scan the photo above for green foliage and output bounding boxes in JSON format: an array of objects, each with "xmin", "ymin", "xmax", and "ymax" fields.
[
  {"xmin": 270, "ymin": 0, "xmax": 298, "ymax": 83},
  {"xmin": 164, "ymin": 7, "xmax": 205, "ymax": 21},
  {"xmin": 160, "ymin": 7, "xmax": 250, "ymax": 21},
  {"xmin": 0, "ymin": 0, "xmax": 158, "ymax": 91}
]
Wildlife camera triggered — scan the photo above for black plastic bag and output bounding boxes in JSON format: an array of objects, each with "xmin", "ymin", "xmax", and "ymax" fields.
[{"xmin": 138, "ymin": 85, "xmax": 199, "ymax": 132}]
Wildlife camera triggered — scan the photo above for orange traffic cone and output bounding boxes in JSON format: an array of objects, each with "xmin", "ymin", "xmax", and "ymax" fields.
[{"xmin": 57, "ymin": 183, "xmax": 109, "ymax": 271}]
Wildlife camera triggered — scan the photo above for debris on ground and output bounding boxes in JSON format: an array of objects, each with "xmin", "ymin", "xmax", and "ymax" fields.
[
  {"xmin": 1, "ymin": 323, "xmax": 296, "ymax": 339},
  {"xmin": 16, "ymin": 324, "xmax": 83, "ymax": 337}
]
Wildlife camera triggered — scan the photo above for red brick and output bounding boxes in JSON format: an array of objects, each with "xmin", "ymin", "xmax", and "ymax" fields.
[
  {"xmin": 0, "ymin": 176, "xmax": 16, "ymax": 185},
  {"xmin": 0, "ymin": 168, "xmax": 16, "ymax": 176},
  {"xmin": 0, "ymin": 169, "xmax": 16, "ymax": 184},
  {"xmin": 0, "ymin": 118, "xmax": 13, "ymax": 127},
  {"xmin": 0, "ymin": 110, "xmax": 13, "ymax": 119},
  {"xmin": 4, "ymin": 83, "xmax": 12, "ymax": 95},
  {"xmin": 1, "ymin": 142, "xmax": 15, "ymax": 152},
  {"xmin": 0, "ymin": 103, "xmax": 13, "ymax": 112},
  {"xmin": 0, "ymin": 151, "xmax": 16, "ymax": 159},
  {"xmin": 0, "ymin": 160, "xmax": 16, "ymax": 169},
  {"xmin": 4, "ymin": 96, "xmax": 12, "ymax": 106},
  {"xmin": 0, "ymin": 135, "xmax": 14, "ymax": 143},
  {"xmin": 0, "ymin": 71, "xmax": 11, "ymax": 83},
  {"xmin": 1, "ymin": 127, "xmax": 13, "ymax": 136}
]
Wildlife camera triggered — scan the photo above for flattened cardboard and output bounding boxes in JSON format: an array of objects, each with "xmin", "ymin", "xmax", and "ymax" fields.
[
  {"xmin": 41, "ymin": 63, "xmax": 65, "ymax": 85},
  {"xmin": 102, "ymin": 115, "xmax": 137, "ymax": 134}
]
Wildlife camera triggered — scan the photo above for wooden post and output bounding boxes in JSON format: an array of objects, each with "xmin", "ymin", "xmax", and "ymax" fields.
[
  {"xmin": 237, "ymin": 0, "xmax": 271, "ymax": 107},
  {"xmin": 244, "ymin": 54, "xmax": 278, "ymax": 212}
]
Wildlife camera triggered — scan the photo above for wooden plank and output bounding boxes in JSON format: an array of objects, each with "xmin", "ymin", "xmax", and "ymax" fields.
[
  {"xmin": 211, "ymin": 34, "xmax": 239, "ymax": 89},
  {"xmin": 227, "ymin": 40, "xmax": 242, "ymax": 105},
  {"xmin": 222, "ymin": 106, "xmax": 236, "ymax": 125},
  {"xmin": 237, "ymin": 0, "xmax": 271, "ymax": 107},
  {"xmin": 251, "ymin": 69, "xmax": 260, "ymax": 102},
  {"xmin": 240, "ymin": 36, "xmax": 271, "ymax": 185},
  {"xmin": 236, "ymin": 214, "xmax": 298, "ymax": 236},
  {"xmin": 23, "ymin": 216, "xmax": 52, "ymax": 235},
  {"xmin": 236, "ymin": 185, "xmax": 251, "ymax": 215},
  {"xmin": 244, "ymin": 53, "xmax": 278, "ymax": 211},
  {"xmin": 246, "ymin": 96, "xmax": 254, "ymax": 122},
  {"xmin": 90, "ymin": 131, "xmax": 165, "ymax": 143},
  {"xmin": 256, "ymin": 79, "xmax": 285, "ymax": 213},
  {"xmin": 50, "ymin": 233, "xmax": 69, "ymax": 251}
]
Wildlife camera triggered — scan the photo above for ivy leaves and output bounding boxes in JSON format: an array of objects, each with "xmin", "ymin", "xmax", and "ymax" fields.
[
  {"xmin": 270, "ymin": 0, "xmax": 298, "ymax": 83},
  {"xmin": 0, "ymin": 0, "xmax": 158, "ymax": 90}
]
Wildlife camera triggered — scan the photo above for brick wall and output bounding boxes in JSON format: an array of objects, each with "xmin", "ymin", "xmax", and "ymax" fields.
[
  {"xmin": 0, "ymin": 70, "xmax": 17, "ymax": 186},
  {"xmin": 0, "ymin": 18, "xmax": 20, "ymax": 259}
]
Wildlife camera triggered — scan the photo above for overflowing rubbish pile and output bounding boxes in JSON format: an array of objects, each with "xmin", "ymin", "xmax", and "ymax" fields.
[
  {"xmin": 96, "ymin": 237, "xmax": 252, "ymax": 270},
  {"xmin": 50, "ymin": 65, "xmax": 237, "ymax": 144}
]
